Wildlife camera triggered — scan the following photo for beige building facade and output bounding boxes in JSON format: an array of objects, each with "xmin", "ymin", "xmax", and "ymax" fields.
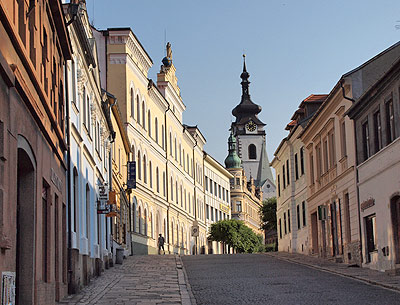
[
  {"xmin": 272, "ymin": 95, "xmax": 326, "ymax": 254},
  {"xmin": 93, "ymin": 27, "xmax": 222, "ymax": 256}
]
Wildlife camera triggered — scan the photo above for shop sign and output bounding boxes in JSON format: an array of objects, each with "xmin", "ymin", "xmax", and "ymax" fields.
[
  {"xmin": 361, "ymin": 198, "xmax": 375, "ymax": 212},
  {"xmin": 98, "ymin": 183, "xmax": 109, "ymax": 202},
  {"xmin": 1, "ymin": 272, "xmax": 15, "ymax": 305},
  {"xmin": 127, "ymin": 161, "xmax": 136, "ymax": 189}
]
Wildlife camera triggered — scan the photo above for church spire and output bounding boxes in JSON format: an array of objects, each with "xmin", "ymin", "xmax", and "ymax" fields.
[
  {"xmin": 224, "ymin": 130, "xmax": 242, "ymax": 169},
  {"xmin": 232, "ymin": 55, "xmax": 264, "ymax": 125}
]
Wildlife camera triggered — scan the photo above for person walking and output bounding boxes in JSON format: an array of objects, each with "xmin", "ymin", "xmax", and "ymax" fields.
[{"xmin": 158, "ymin": 233, "xmax": 165, "ymax": 255}]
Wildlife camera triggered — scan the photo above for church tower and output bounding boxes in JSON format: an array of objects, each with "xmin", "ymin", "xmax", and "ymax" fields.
[{"xmin": 230, "ymin": 55, "xmax": 276, "ymax": 198}]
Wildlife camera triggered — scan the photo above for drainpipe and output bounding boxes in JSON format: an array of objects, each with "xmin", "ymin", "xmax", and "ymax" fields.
[
  {"xmin": 164, "ymin": 104, "xmax": 170, "ymax": 253},
  {"xmin": 192, "ymin": 137, "xmax": 198, "ymax": 254},
  {"xmin": 340, "ymin": 79, "xmax": 363, "ymax": 264},
  {"xmin": 65, "ymin": 60, "xmax": 73, "ymax": 295}
]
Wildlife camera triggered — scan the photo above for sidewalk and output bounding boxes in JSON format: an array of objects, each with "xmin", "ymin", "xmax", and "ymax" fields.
[
  {"xmin": 58, "ymin": 255, "xmax": 193, "ymax": 305},
  {"xmin": 266, "ymin": 252, "xmax": 400, "ymax": 292}
]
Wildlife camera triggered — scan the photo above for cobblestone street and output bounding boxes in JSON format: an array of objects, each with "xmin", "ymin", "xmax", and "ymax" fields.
[{"xmin": 58, "ymin": 255, "xmax": 191, "ymax": 305}]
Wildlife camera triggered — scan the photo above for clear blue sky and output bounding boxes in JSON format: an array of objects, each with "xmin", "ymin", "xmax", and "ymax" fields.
[{"xmin": 87, "ymin": 0, "xmax": 400, "ymax": 166}]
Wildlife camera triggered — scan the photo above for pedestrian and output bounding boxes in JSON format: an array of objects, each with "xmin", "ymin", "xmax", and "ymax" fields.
[{"xmin": 158, "ymin": 233, "xmax": 165, "ymax": 255}]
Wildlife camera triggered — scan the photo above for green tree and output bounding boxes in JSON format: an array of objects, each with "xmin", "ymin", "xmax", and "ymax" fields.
[
  {"xmin": 208, "ymin": 219, "xmax": 264, "ymax": 253},
  {"xmin": 260, "ymin": 197, "xmax": 277, "ymax": 251}
]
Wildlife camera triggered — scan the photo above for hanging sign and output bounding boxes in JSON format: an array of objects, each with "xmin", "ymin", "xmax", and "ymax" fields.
[
  {"xmin": 127, "ymin": 161, "xmax": 136, "ymax": 189},
  {"xmin": 98, "ymin": 183, "xmax": 109, "ymax": 202}
]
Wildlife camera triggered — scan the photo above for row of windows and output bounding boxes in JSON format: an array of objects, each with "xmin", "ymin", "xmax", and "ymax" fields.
[
  {"xmin": 361, "ymin": 98, "xmax": 397, "ymax": 162},
  {"xmin": 205, "ymin": 176, "xmax": 229, "ymax": 203},
  {"xmin": 278, "ymin": 202, "xmax": 306, "ymax": 239},
  {"xmin": 277, "ymin": 148, "xmax": 305, "ymax": 197},
  {"xmin": 206, "ymin": 204, "xmax": 228, "ymax": 222}
]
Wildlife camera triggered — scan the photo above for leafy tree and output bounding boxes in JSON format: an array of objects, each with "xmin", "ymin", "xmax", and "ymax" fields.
[
  {"xmin": 260, "ymin": 197, "xmax": 277, "ymax": 231},
  {"xmin": 260, "ymin": 197, "xmax": 277, "ymax": 251},
  {"xmin": 208, "ymin": 219, "xmax": 264, "ymax": 253}
]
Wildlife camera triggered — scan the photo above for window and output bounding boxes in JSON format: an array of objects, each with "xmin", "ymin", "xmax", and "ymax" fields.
[
  {"xmin": 235, "ymin": 177, "xmax": 240, "ymax": 185},
  {"xmin": 288, "ymin": 209, "xmax": 291, "ymax": 233},
  {"xmin": 206, "ymin": 205, "xmax": 209, "ymax": 219},
  {"xmin": 175, "ymin": 182, "xmax": 178, "ymax": 204},
  {"xmin": 365, "ymin": 214, "xmax": 377, "ymax": 262},
  {"xmin": 174, "ymin": 138, "xmax": 177, "ymax": 161},
  {"xmin": 130, "ymin": 88, "xmax": 134, "ymax": 118},
  {"xmin": 226, "ymin": 190, "xmax": 229, "ymax": 203},
  {"xmin": 373, "ymin": 110, "xmax": 382, "ymax": 152},
  {"xmin": 179, "ymin": 144, "xmax": 182, "ymax": 165},
  {"xmin": 279, "ymin": 219, "xmax": 282, "ymax": 239},
  {"xmin": 73, "ymin": 168, "xmax": 78, "ymax": 232},
  {"xmin": 142, "ymin": 102, "xmax": 146, "ymax": 128},
  {"xmin": 300, "ymin": 147, "xmax": 305, "ymax": 175},
  {"xmin": 211, "ymin": 207, "xmax": 214, "ymax": 221},
  {"xmin": 136, "ymin": 95, "xmax": 140, "ymax": 124},
  {"xmin": 148, "ymin": 110, "xmax": 151, "ymax": 136},
  {"xmin": 284, "ymin": 212, "xmax": 287, "ymax": 234},
  {"xmin": 323, "ymin": 139, "xmax": 329, "ymax": 173},
  {"xmin": 143, "ymin": 155, "xmax": 147, "ymax": 183},
  {"xmin": 137, "ymin": 152, "xmax": 141, "ymax": 180},
  {"xmin": 162, "ymin": 125, "xmax": 165, "ymax": 149},
  {"xmin": 286, "ymin": 160, "xmax": 290, "ymax": 185},
  {"xmin": 170, "ymin": 178, "xmax": 173, "ymax": 201},
  {"xmin": 282, "ymin": 165, "xmax": 286, "ymax": 189},
  {"xmin": 218, "ymin": 185, "xmax": 221, "ymax": 198},
  {"xmin": 155, "ymin": 117, "xmax": 158, "ymax": 143},
  {"xmin": 156, "ymin": 167, "xmax": 159, "ymax": 193},
  {"xmin": 87, "ymin": 94, "xmax": 91, "ymax": 135},
  {"xmin": 169, "ymin": 133, "xmax": 172, "ymax": 155},
  {"xmin": 329, "ymin": 131, "xmax": 336, "ymax": 169},
  {"xmin": 248, "ymin": 144, "xmax": 257, "ymax": 159},
  {"xmin": 205, "ymin": 176, "xmax": 208, "ymax": 191},
  {"xmin": 297, "ymin": 205, "xmax": 301, "ymax": 229},
  {"xmin": 386, "ymin": 99, "xmax": 395, "ymax": 144},
  {"xmin": 149, "ymin": 161, "xmax": 152, "ymax": 188},
  {"xmin": 316, "ymin": 144, "xmax": 322, "ymax": 180},
  {"xmin": 222, "ymin": 187, "xmax": 225, "ymax": 201},
  {"xmin": 302, "ymin": 201, "xmax": 306, "ymax": 226},
  {"xmin": 340, "ymin": 121, "xmax": 347, "ymax": 158},
  {"xmin": 236, "ymin": 201, "xmax": 242, "ymax": 212},
  {"xmin": 163, "ymin": 172, "xmax": 166, "ymax": 196},
  {"xmin": 214, "ymin": 182, "xmax": 217, "ymax": 196},
  {"xmin": 85, "ymin": 184, "xmax": 90, "ymax": 238},
  {"xmin": 295, "ymin": 153, "xmax": 299, "ymax": 180},
  {"xmin": 309, "ymin": 152, "xmax": 314, "ymax": 184},
  {"xmin": 362, "ymin": 121, "xmax": 370, "ymax": 161},
  {"xmin": 277, "ymin": 174, "xmax": 281, "ymax": 197},
  {"xmin": 42, "ymin": 180, "xmax": 49, "ymax": 282}
]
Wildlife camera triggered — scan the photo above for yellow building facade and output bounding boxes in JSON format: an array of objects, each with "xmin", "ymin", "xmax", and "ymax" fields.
[{"xmin": 94, "ymin": 28, "xmax": 216, "ymax": 255}]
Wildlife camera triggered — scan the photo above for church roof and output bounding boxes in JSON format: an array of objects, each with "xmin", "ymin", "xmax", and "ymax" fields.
[
  {"xmin": 256, "ymin": 139, "xmax": 274, "ymax": 187},
  {"xmin": 232, "ymin": 55, "xmax": 265, "ymax": 126}
]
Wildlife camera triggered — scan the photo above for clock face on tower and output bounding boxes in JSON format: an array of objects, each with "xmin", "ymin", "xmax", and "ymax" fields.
[{"xmin": 246, "ymin": 121, "xmax": 256, "ymax": 132}]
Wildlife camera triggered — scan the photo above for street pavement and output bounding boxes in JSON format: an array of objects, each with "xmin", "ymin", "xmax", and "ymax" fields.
[
  {"xmin": 182, "ymin": 253, "xmax": 400, "ymax": 305},
  {"xmin": 58, "ymin": 255, "xmax": 191, "ymax": 305}
]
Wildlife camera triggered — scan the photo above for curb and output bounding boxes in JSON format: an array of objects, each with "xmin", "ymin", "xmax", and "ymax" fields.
[
  {"xmin": 176, "ymin": 255, "xmax": 197, "ymax": 305},
  {"xmin": 265, "ymin": 253, "xmax": 400, "ymax": 293}
]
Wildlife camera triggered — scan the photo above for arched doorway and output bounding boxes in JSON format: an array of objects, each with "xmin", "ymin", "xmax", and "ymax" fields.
[
  {"xmin": 391, "ymin": 195, "xmax": 400, "ymax": 264},
  {"xmin": 16, "ymin": 137, "xmax": 36, "ymax": 305}
]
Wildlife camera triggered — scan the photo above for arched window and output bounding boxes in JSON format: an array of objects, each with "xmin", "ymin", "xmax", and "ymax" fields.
[
  {"xmin": 149, "ymin": 161, "xmax": 152, "ymax": 188},
  {"xmin": 73, "ymin": 168, "xmax": 78, "ymax": 232},
  {"xmin": 163, "ymin": 172, "xmax": 166, "ymax": 196},
  {"xmin": 142, "ymin": 101, "xmax": 146, "ymax": 128},
  {"xmin": 170, "ymin": 177, "xmax": 173, "ymax": 201},
  {"xmin": 155, "ymin": 117, "xmax": 158, "ymax": 143},
  {"xmin": 143, "ymin": 155, "xmax": 147, "ymax": 183},
  {"xmin": 181, "ymin": 227, "xmax": 184, "ymax": 248},
  {"xmin": 138, "ymin": 206, "xmax": 142, "ymax": 234},
  {"xmin": 162, "ymin": 125, "xmax": 165, "ymax": 149},
  {"xmin": 171, "ymin": 221, "xmax": 175, "ymax": 245},
  {"xmin": 174, "ymin": 138, "xmax": 177, "ymax": 160},
  {"xmin": 175, "ymin": 182, "xmax": 178, "ymax": 204},
  {"xmin": 164, "ymin": 219, "xmax": 167, "ymax": 243},
  {"xmin": 183, "ymin": 149, "xmax": 185, "ymax": 170},
  {"xmin": 187, "ymin": 155, "xmax": 189, "ymax": 173},
  {"xmin": 176, "ymin": 224, "xmax": 179, "ymax": 247},
  {"xmin": 248, "ymin": 144, "xmax": 257, "ymax": 159},
  {"xmin": 148, "ymin": 110, "xmax": 151, "ymax": 136},
  {"xmin": 169, "ymin": 132, "xmax": 172, "ymax": 156},
  {"xmin": 136, "ymin": 95, "xmax": 140, "ymax": 124},
  {"xmin": 180, "ymin": 185, "xmax": 183, "ymax": 207},
  {"xmin": 130, "ymin": 88, "xmax": 134, "ymax": 118},
  {"xmin": 150, "ymin": 212, "xmax": 153, "ymax": 238},
  {"xmin": 184, "ymin": 189, "xmax": 187, "ymax": 211},
  {"xmin": 86, "ymin": 184, "xmax": 90, "ymax": 238},
  {"xmin": 137, "ymin": 151, "xmax": 141, "ymax": 180},
  {"xmin": 156, "ymin": 167, "xmax": 159, "ymax": 192},
  {"xmin": 188, "ymin": 194, "xmax": 191, "ymax": 214},
  {"xmin": 179, "ymin": 144, "xmax": 182, "ymax": 165},
  {"xmin": 144, "ymin": 209, "xmax": 148, "ymax": 236}
]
